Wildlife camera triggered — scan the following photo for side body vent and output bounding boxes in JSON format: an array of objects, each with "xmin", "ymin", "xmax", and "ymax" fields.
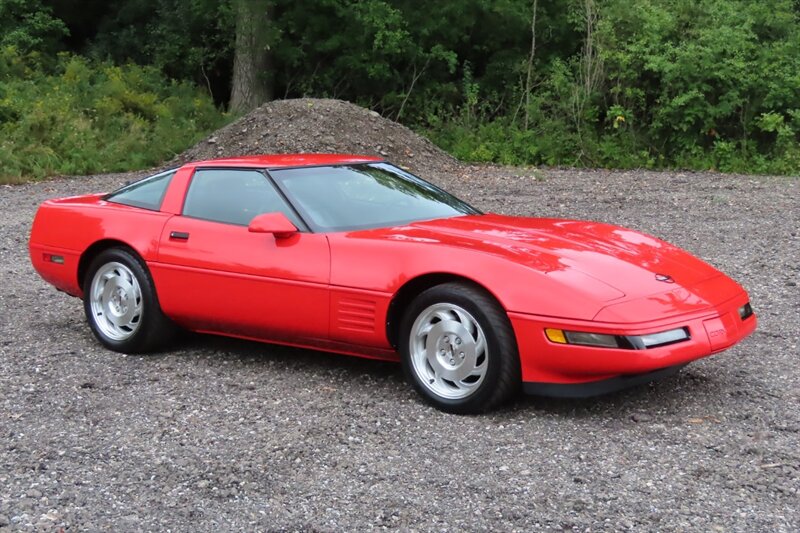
[
  {"xmin": 328, "ymin": 289, "xmax": 393, "ymax": 349},
  {"xmin": 335, "ymin": 297, "xmax": 377, "ymax": 333}
]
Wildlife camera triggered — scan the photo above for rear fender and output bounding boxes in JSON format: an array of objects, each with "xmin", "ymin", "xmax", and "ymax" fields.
[{"xmin": 29, "ymin": 198, "xmax": 171, "ymax": 296}]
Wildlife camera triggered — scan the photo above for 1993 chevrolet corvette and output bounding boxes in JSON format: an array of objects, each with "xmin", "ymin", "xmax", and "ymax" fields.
[{"xmin": 30, "ymin": 154, "xmax": 756, "ymax": 413}]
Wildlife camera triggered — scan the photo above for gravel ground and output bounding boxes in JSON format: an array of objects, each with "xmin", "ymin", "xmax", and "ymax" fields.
[{"xmin": 1, "ymin": 166, "xmax": 798, "ymax": 532}]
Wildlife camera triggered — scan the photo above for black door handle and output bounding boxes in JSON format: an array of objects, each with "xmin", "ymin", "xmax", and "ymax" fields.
[{"xmin": 169, "ymin": 231, "xmax": 190, "ymax": 241}]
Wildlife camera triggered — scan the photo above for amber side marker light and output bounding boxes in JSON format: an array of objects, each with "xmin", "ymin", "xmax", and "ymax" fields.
[
  {"xmin": 545, "ymin": 328, "xmax": 567, "ymax": 344},
  {"xmin": 43, "ymin": 253, "xmax": 65, "ymax": 264}
]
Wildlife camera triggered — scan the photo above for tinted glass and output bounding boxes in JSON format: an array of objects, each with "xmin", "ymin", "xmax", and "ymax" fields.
[
  {"xmin": 270, "ymin": 163, "xmax": 479, "ymax": 232},
  {"xmin": 183, "ymin": 169, "xmax": 302, "ymax": 227},
  {"xmin": 106, "ymin": 169, "xmax": 175, "ymax": 211}
]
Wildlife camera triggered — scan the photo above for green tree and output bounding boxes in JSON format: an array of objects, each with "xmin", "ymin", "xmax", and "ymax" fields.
[
  {"xmin": 0, "ymin": 0, "xmax": 67, "ymax": 53},
  {"xmin": 230, "ymin": 0, "xmax": 275, "ymax": 112},
  {"xmin": 3, "ymin": 0, "xmax": 797, "ymax": 175},
  {"xmin": 598, "ymin": 0, "xmax": 800, "ymax": 170}
]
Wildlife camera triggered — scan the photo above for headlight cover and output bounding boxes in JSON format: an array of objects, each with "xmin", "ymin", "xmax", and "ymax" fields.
[
  {"xmin": 565, "ymin": 330, "xmax": 622, "ymax": 348},
  {"xmin": 545, "ymin": 327, "xmax": 690, "ymax": 350}
]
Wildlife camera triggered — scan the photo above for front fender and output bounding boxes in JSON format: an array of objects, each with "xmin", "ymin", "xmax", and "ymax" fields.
[{"xmin": 327, "ymin": 233, "xmax": 612, "ymax": 321}]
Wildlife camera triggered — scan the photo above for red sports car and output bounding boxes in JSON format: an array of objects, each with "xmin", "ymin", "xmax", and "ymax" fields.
[{"xmin": 30, "ymin": 154, "xmax": 756, "ymax": 413}]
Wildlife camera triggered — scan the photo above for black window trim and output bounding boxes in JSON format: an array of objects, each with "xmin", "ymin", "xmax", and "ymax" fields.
[{"xmin": 264, "ymin": 160, "xmax": 386, "ymax": 172}]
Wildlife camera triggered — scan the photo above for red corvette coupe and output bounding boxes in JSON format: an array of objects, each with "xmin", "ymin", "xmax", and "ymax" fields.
[{"xmin": 30, "ymin": 154, "xmax": 756, "ymax": 413}]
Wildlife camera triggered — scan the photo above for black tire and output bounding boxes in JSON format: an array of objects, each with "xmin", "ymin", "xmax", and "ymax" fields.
[
  {"xmin": 83, "ymin": 247, "xmax": 175, "ymax": 353},
  {"xmin": 399, "ymin": 282, "xmax": 521, "ymax": 414}
]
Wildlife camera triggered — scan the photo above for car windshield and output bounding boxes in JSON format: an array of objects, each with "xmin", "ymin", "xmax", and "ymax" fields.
[{"xmin": 269, "ymin": 163, "xmax": 480, "ymax": 232}]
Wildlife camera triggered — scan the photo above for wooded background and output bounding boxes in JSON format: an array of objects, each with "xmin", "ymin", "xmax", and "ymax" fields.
[{"xmin": 1, "ymin": 0, "xmax": 799, "ymax": 180}]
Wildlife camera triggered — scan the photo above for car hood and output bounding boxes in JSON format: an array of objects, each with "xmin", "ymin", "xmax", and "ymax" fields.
[{"xmin": 359, "ymin": 214, "xmax": 723, "ymax": 303}]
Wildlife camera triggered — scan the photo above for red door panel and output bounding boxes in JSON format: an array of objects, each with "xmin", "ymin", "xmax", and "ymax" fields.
[{"xmin": 150, "ymin": 216, "xmax": 330, "ymax": 342}]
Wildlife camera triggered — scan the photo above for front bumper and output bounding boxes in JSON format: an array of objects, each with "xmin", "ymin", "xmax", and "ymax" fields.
[
  {"xmin": 509, "ymin": 291, "xmax": 756, "ymax": 394},
  {"xmin": 523, "ymin": 364, "xmax": 687, "ymax": 398}
]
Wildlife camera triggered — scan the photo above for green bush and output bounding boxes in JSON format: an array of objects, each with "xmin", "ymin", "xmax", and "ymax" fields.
[
  {"xmin": 0, "ymin": 48, "xmax": 227, "ymax": 183},
  {"xmin": 426, "ymin": 0, "xmax": 800, "ymax": 175}
]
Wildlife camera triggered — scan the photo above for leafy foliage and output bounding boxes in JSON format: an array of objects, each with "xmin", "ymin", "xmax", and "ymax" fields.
[
  {"xmin": 1, "ymin": 0, "xmax": 798, "ymax": 180},
  {"xmin": 431, "ymin": 0, "xmax": 800, "ymax": 174},
  {"xmin": 0, "ymin": 49, "xmax": 226, "ymax": 182},
  {"xmin": 592, "ymin": 0, "xmax": 800, "ymax": 173},
  {"xmin": 0, "ymin": 0, "xmax": 67, "ymax": 53}
]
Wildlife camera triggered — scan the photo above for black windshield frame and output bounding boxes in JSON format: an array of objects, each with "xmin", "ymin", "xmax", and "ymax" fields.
[{"xmin": 267, "ymin": 163, "xmax": 481, "ymax": 233}]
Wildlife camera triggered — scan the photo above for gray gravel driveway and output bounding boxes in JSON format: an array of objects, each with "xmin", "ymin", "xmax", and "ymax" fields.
[{"xmin": 1, "ymin": 167, "xmax": 798, "ymax": 531}]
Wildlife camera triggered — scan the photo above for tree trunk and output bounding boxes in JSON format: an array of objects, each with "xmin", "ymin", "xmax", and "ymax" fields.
[
  {"xmin": 230, "ymin": 0, "xmax": 273, "ymax": 113},
  {"xmin": 524, "ymin": 0, "xmax": 538, "ymax": 130}
]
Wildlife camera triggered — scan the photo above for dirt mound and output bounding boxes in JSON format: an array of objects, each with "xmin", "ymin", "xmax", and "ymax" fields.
[{"xmin": 175, "ymin": 98, "xmax": 459, "ymax": 176}]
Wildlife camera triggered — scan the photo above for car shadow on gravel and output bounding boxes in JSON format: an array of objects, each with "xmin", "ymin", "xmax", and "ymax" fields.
[
  {"xmin": 178, "ymin": 331, "xmax": 406, "ymax": 382},
  {"xmin": 168, "ymin": 332, "xmax": 726, "ymax": 419},
  {"xmin": 505, "ymin": 367, "xmax": 727, "ymax": 419}
]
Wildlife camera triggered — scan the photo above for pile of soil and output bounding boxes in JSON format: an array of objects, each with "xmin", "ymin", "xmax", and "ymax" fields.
[{"xmin": 175, "ymin": 98, "xmax": 459, "ymax": 176}]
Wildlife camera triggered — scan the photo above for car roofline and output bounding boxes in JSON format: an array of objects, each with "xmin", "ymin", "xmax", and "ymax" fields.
[
  {"xmin": 190, "ymin": 162, "xmax": 389, "ymax": 173},
  {"xmin": 183, "ymin": 154, "xmax": 385, "ymax": 170}
]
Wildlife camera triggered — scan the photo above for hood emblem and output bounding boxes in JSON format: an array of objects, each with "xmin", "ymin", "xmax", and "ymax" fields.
[{"xmin": 655, "ymin": 273, "xmax": 675, "ymax": 283}]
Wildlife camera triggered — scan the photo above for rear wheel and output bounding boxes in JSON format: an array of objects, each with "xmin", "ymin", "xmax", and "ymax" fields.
[
  {"xmin": 83, "ymin": 248, "xmax": 174, "ymax": 353},
  {"xmin": 399, "ymin": 282, "xmax": 521, "ymax": 414}
]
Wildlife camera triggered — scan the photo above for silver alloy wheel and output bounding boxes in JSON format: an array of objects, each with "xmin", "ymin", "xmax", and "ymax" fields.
[
  {"xmin": 89, "ymin": 261, "xmax": 143, "ymax": 341},
  {"xmin": 408, "ymin": 303, "xmax": 488, "ymax": 400}
]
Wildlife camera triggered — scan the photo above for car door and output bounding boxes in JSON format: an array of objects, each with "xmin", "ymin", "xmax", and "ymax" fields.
[{"xmin": 150, "ymin": 168, "xmax": 330, "ymax": 343}]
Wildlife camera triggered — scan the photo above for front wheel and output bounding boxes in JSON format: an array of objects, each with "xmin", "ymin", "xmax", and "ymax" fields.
[
  {"xmin": 83, "ymin": 247, "xmax": 174, "ymax": 353},
  {"xmin": 399, "ymin": 282, "xmax": 521, "ymax": 414}
]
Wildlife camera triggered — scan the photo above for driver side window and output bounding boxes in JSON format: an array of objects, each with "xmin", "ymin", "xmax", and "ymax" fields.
[{"xmin": 182, "ymin": 169, "xmax": 302, "ymax": 228}]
